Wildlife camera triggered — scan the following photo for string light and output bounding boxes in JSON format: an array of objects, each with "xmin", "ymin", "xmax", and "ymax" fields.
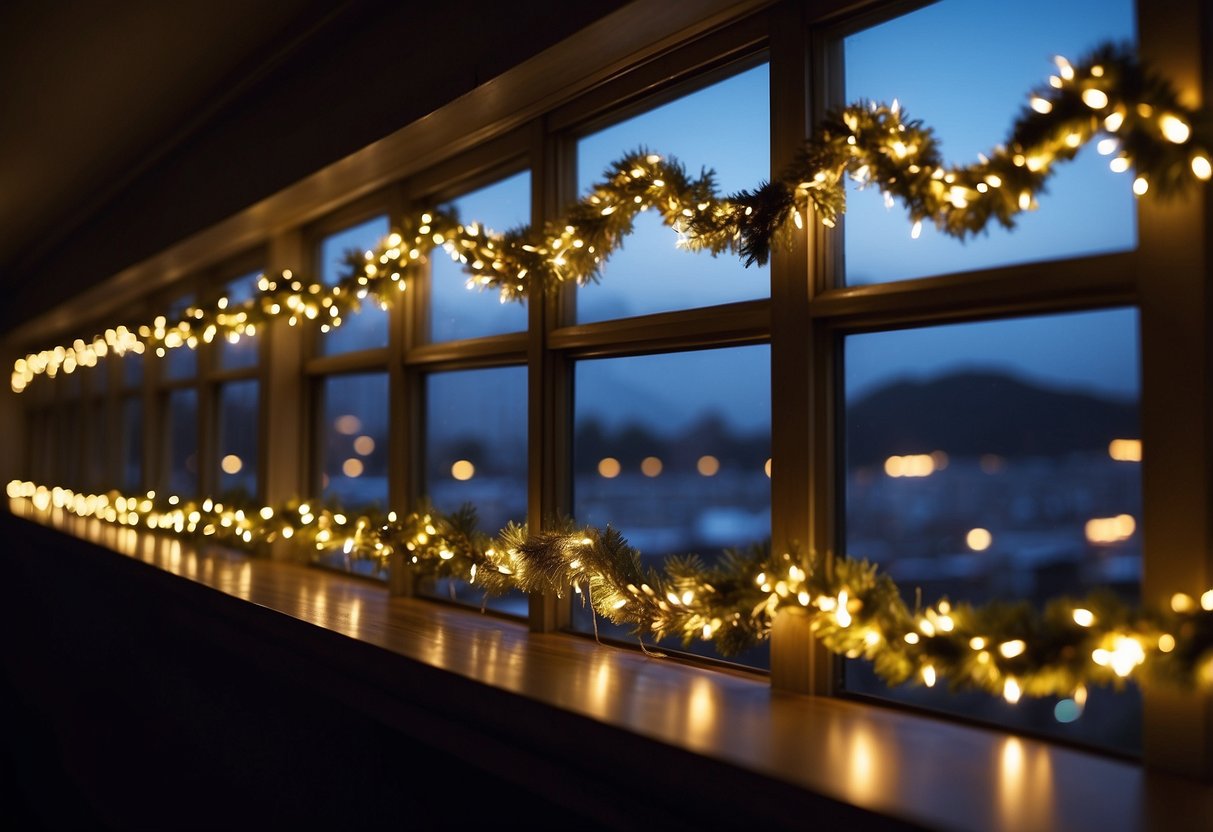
[
  {"xmin": 10, "ymin": 477, "xmax": 1213, "ymax": 703},
  {"xmin": 12, "ymin": 42, "xmax": 1210, "ymax": 394}
]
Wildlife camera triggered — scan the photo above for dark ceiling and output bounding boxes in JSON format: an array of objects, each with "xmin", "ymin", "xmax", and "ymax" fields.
[{"xmin": 0, "ymin": 0, "xmax": 628, "ymax": 344}]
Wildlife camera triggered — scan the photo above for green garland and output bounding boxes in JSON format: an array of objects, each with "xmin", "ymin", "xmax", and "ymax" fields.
[
  {"xmin": 11, "ymin": 43, "xmax": 1209, "ymax": 392},
  {"xmin": 12, "ymin": 480, "xmax": 1213, "ymax": 704}
]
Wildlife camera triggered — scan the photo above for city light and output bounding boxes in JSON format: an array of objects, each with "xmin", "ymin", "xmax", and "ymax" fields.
[
  {"xmin": 220, "ymin": 454, "xmax": 243, "ymax": 475},
  {"xmin": 764, "ymin": 458, "xmax": 772, "ymax": 478},
  {"xmin": 966, "ymin": 528, "xmax": 992, "ymax": 551},
  {"xmin": 334, "ymin": 414, "xmax": 362, "ymax": 435},
  {"xmin": 341, "ymin": 458, "xmax": 364, "ymax": 478},
  {"xmin": 696, "ymin": 455, "xmax": 720, "ymax": 476},
  {"xmin": 884, "ymin": 454, "xmax": 936, "ymax": 478},
  {"xmin": 354, "ymin": 435, "xmax": 376, "ymax": 455},
  {"xmin": 1108, "ymin": 438, "xmax": 1141, "ymax": 462},
  {"xmin": 1085, "ymin": 514, "xmax": 1135, "ymax": 544},
  {"xmin": 641, "ymin": 456, "xmax": 663, "ymax": 477},
  {"xmin": 451, "ymin": 460, "xmax": 475, "ymax": 481},
  {"xmin": 597, "ymin": 457, "xmax": 621, "ymax": 478}
]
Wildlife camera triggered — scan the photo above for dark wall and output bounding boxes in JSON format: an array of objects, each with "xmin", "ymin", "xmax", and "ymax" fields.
[{"xmin": 1, "ymin": 0, "xmax": 631, "ymax": 337}]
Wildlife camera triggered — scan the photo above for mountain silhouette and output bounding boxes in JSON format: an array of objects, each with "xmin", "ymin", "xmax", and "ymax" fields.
[{"xmin": 846, "ymin": 371, "xmax": 1138, "ymax": 468}]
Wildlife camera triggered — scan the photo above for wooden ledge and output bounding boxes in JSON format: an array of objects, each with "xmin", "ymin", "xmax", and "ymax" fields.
[{"xmin": 6, "ymin": 500, "xmax": 1212, "ymax": 830}]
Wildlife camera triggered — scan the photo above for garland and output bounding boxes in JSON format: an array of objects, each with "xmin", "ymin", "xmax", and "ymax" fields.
[
  {"xmin": 10, "ymin": 43, "xmax": 1210, "ymax": 393},
  {"xmin": 11, "ymin": 480, "xmax": 1213, "ymax": 705}
]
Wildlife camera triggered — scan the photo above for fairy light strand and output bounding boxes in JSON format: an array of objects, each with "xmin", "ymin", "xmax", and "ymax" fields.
[
  {"xmin": 11, "ymin": 42, "xmax": 1209, "ymax": 393},
  {"xmin": 10, "ymin": 479, "xmax": 1213, "ymax": 703}
]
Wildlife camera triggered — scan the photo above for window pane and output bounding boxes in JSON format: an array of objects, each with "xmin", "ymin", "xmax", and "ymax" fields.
[
  {"xmin": 216, "ymin": 380, "xmax": 258, "ymax": 500},
  {"xmin": 843, "ymin": 0, "xmax": 1136, "ymax": 285},
  {"xmin": 430, "ymin": 172, "xmax": 530, "ymax": 342},
  {"xmin": 88, "ymin": 361, "xmax": 108, "ymax": 394},
  {"xmin": 575, "ymin": 63, "xmax": 769, "ymax": 322},
  {"xmin": 216, "ymin": 270, "xmax": 262, "ymax": 370},
  {"xmin": 318, "ymin": 216, "xmax": 391, "ymax": 355},
  {"xmin": 318, "ymin": 373, "xmax": 388, "ymax": 580},
  {"xmin": 85, "ymin": 399, "xmax": 109, "ymax": 490},
  {"xmin": 164, "ymin": 389, "xmax": 198, "ymax": 497},
  {"xmin": 572, "ymin": 346, "xmax": 771, "ymax": 667},
  {"xmin": 123, "ymin": 352, "xmax": 144, "ymax": 389},
  {"xmin": 843, "ymin": 308, "xmax": 1141, "ymax": 754},
  {"xmin": 319, "ymin": 373, "xmax": 388, "ymax": 509},
  {"xmin": 164, "ymin": 295, "xmax": 197, "ymax": 379},
  {"xmin": 120, "ymin": 397, "xmax": 142, "ymax": 491},
  {"xmin": 421, "ymin": 367, "xmax": 527, "ymax": 616}
]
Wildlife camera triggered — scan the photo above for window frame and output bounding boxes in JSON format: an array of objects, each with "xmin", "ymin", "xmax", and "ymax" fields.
[{"xmin": 10, "ymin": 0, "xmax": 1211, "ymax": 778}]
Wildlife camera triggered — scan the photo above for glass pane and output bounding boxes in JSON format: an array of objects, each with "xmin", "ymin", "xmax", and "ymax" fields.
[
  {"xmin": 317, "ymin": 373, "xmax": 389, "ymax": 580},
  {"xmin": 318, "ymin": 216, "xmax": 391, "ymax": 355},
  {"xmin": 164, "ymin": 294, "xmax": 197, "ymax": 380},
  {"xmin": 843, "ymin": 0, "xmax": 1136, "ymax": 285},
  {"xmin": 216, "ymin": 270, "xmax": 262, "ymax": 370},
  {"xmin": 164, "ymin": 388, "xmax": 198, "ymax": 497},
  {"xmin": 123, "ymin": 352, "xmax": 144, "ymax": 389},
  {"xmin": 421, "ymin": 367, "xmax": 528, "ymax": 616},
  {"xmin": 319, "ymin": 373, "xmax": 388, "ymax": 509},
  {"xmin": 430, "ymin": 172, "xmax": 530, "ymax": 342},
  {"xmin": 843, "ymin": 308, "xmax": 1141, "ymax": 754},
  {"xmin": 216, "ymin": 380, "xmax": 258, "ymax": 500},
  {"xmin": 575, "ymin": 63, "xmax": 770, "ymax": 322},
  {"xmin": 120, "ymin": 396, "xmax": 142, "ymax": 492},
  {"xmin": 573, "ymin": 346, "xmax": 771, "ymax": 667},
  {"xmin": 85, "ymin": 399, "xmax": 109, "ymax": 490},
  {"xmin": 88, "ymin": 360, "xmax": 108, "ymax": 394}
]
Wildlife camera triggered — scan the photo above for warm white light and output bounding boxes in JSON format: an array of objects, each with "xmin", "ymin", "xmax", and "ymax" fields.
[
  {"xmin": 696, "ymin": 455, "xmax": 720, "ymax": 477},
  {"xmin": 353, "ymin": 435, "xmax": 376, "ymax": 456},
  {"xmin": 451, "ymin": 460, "xmax": 475, "ymax": 481},
  {"xmin": 1108, "ymin": 438, "xmax": 1142, "ymax": 462},
  {"xmin": 1160, "ymin": 114, "xmax": 1191, "ymax": 144},
  {"xmin": 1192, "ymin": 155, "xmax": 1212, "ymax": 180},
  {"xmin": 1133, "ymin": 176, "xmax": 1149, "ymax": 196},
  {"xmin": 641, "ymin": 456, "xmax": 663, "ymax": 477},
  {"xmin": 1085, "ymin": 514, "xmax": 1135, "ymax": 544},
  {"xmin": 1082, "ymin": 88, "xmax": 1109, "ymax": 109},
  {"xmin": 342, "ymin": 458, "xmax": 364, "ymax": 478},
  {"xmin": 966, "ymin": 528, "xmax": 992, "ymax": 552},
  {"xmin": 1030, "ymin": 96, "xmax": 1052, "ymax": 114},
  {"xmin": 597, "ymin": 457, "xmax": 621, "ymax": 478},
  {"xmin": 764, "ymin": 458, "xmax": 772, "ymax": 478},
  {"xmin": 1072, "ymin": 608, "xmax": 1095, "ymax": 627},
  {"xmin": 1109, "ymin": 156, "xmax": 1131, "ymax": 173},
  {"xmin": 999, "ymin": 640, "xmax": 1026, "ymax": 659},
  {"xmin": 220, "ymin": 455, "xmax": 243, "ymax": 475},
  {"xmin": 334, "ymin": 414, "xmax": 362, "ymax": 435}
]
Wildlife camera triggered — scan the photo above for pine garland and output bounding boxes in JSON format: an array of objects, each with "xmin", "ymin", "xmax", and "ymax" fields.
[
  {"xmin": 11, "ymin": 43, "xmax": 1210, "ymax": 392},
  {"xmin": 12, "ymin": 480, "xmax": 1213, "ymax": 704}
]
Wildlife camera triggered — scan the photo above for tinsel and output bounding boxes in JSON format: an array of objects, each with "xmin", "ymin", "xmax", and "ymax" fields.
[
  {"xmin": 12, "ymin": 43, "xmax": 1210, "ymax": 393},
  {"xmin": 11, "ymin": 480, "xmax": 1213, "ymax": 704}
]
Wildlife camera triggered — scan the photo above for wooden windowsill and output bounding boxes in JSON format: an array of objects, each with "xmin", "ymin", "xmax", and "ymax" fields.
[{"xmin": 7, "ymin": 499, "xmax": 1212, "ymax": 830}]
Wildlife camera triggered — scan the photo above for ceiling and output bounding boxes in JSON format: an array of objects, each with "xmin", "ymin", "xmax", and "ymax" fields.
[
  {"xmin": 0, "ymin": 0, "xmax": 346, "ymax": 312},
  {"xmin": 0, "ymin": 0, "xmax": 634, "ymax": 345}
]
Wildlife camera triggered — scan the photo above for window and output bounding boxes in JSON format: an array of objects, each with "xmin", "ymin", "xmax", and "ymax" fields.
[
  {"xmin": 561, "ymin": 58, "xmax": 773, "ymax": 667},
  {"xmin": 574, "ymin": 62, "xmax": 770, "ymax": 322},
  {"xmin": 318, "ymin": 215, "xmax": 391, "ymax": 355},
  {"xmin": 841, "ymin": 0, "xmax": 1137, "ymax": 285},
  {"xmin": 12, "ymin": 0, "xmax": 1212, "ymax": 780}
]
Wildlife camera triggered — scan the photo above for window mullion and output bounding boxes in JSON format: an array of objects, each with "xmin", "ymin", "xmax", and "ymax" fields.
[{"xmin": 768, "ymin": 0, "xmax": 834, "ymax": 695}]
